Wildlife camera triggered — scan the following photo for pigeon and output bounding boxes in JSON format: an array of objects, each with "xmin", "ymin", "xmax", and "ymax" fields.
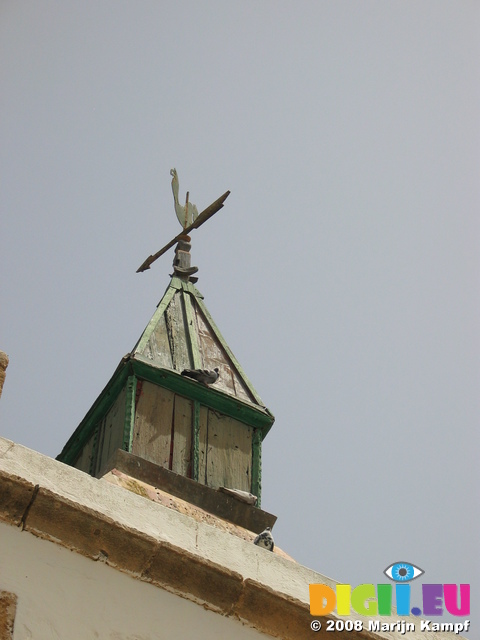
[
  {"xmin": 181, "ymin": 367, "xmax": 219, "ymax": 386},
  {"xmin": 253, "ymin": 527, "xmax": 275, "ymax": 552}
]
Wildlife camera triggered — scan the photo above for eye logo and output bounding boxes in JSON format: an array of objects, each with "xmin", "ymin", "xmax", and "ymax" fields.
[
  {"xmin": 310, "ymin": 562, "xmax": 470, "ymax": 619},
  {"xmin": 384, "ymin": 561, "xmax": 424, "ymax": 582}
]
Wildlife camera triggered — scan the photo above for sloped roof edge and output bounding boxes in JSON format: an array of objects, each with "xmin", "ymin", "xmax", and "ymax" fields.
[{"xmin": 133, "ymin": 276, "xmax": 269, "ymax": 409}]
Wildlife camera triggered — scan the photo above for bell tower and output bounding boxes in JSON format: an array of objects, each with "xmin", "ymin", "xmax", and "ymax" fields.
[{"xmin": 57, "ymin": 170, "xmax": 275, "ymax": 525}]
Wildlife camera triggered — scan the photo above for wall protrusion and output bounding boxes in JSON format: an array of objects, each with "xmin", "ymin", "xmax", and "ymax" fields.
[
  {"xmin": 0, "ymin": 352, "xmax": 9, "ymax": 400},
  {"xmin": 0, "ymin": 591, "xmax": 17, "ymax": 640}
]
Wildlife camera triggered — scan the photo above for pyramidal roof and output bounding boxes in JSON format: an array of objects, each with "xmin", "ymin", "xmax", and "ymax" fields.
[
  {"xmin": 133, "ymin": 275, "xmax": 266, "ymax": 411},
  {"xmin": 58, "ymin": 178, "xmax": 274, "ymax": 474}
]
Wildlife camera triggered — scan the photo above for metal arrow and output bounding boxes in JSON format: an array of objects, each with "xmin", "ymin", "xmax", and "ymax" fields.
[{"xmin": 136, "ymin": 190, "xmax": 230, "ymax": 273}]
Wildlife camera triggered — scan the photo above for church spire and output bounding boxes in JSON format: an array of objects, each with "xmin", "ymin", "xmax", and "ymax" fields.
[{"xmin": 57, "ymin": 170, "xmax": 274, "ymax": 518}]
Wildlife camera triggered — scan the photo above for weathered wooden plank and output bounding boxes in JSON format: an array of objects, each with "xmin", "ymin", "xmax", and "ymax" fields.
[
  {"xmin": 172, "ymin": 394, "xmax": 192, "ymax": 477},
  {"xmin": 194, "ymin": 305, "xmax": 253, "ymax": 404},
  {"xmin": 131, "ymin": 356, "xmax": 275, "ymax": 433},
  {"xmin": 134, "ymin": 284, "xmax": 176, "ymax": 354},
  {"xmin": 195, "ymin": 307, "xmax": 236, "ymax": 397},
  {"xmin": 132, "ymin": 382, "xmax": 174, "ymax": 469},
  {"xmin": 73, "ymin": 430, "xmax": 96, "ymax": 473},
  {"xmin": 197, "ymin": 404, "xmax": 209, "ymax": 485},
  {"xmin": 88, "ymin": 424, "xmax": 100, "ymax": 476},
  {"xmin": 149, "ymin": 313, "xmax": 173, "ymax": 369},
  {"xmin": 165, "ymin": 292, "xmax": 191, "ymax": 371},
  {"xmin": 196, "ymin": 296, "xmax": 264, "ymax": 406},
  {"xmin": 206, "ymin": 411, "xmax": 252, "ymax": 492},
  {"xmin": 96, "ymin": 384, "xmax": 127, "ymax": 474},
  {"xmin": 195, "ymin": 306, "xmax": 227, "ymax": 361},
  {"xmin": 93, "ymin": 417, "xmax": 106, "ymax": 476}
]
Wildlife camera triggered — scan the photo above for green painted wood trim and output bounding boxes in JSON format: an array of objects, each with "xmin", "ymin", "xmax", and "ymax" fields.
[
  {"xmin": 183, "ymin": 291, "xmax": 202, "ymax": 369},
  {"xmin": 192, "ymin": 400, "xmax": 200, "ymax": 481},
  {"xmin": 56, "ymin": 353, "xmax": 273, "ymax": 469},
  {"xmin": 179, "ymin": 278, "xmax": 204, "ymax": 299},
  {"xmin": 170, "ymin": 276, "xmax": 184, "ymax": 291},
  {"xmin": 134, "ymin": 283, "xmax": 177, "ymax": 354},
  {"xmin": 194, "ymin": 295, "xmax": 266, "ymax": 407},
  {"xmin": 131, "ymin": 355, "xmax": 274, "ymax": 435},
  {"xmin": 123, "ymin": 374, "xmax": 137, "ymax": 452},
  {"xmin": 251, "ymin": 429, "xmax": 262, "ymax": 506},
  {"xmin": 56, "ymin": 361, "xmax": 132, "ymax": 466}
]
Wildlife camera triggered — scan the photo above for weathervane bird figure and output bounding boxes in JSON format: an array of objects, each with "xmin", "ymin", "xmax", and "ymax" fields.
[
  {"xmin": 136, "ymin": 169, "xmax": 230, "ymax": 273},
  {"xmin": 170, "ymin": 168, "xmax": 199, "ymax": 229}
]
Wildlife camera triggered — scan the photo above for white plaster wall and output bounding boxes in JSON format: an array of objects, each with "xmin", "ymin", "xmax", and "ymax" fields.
[
  {"xmin": 0, "ymin": 522, "xmax": 269, "ymax": 640},
  {"xmin": 1, "ymin": 439, "xmax": 455, "ymax": 640},
  {"xmin": 0, "ymin": 438, "xmax": 336, "ymax": 606}
]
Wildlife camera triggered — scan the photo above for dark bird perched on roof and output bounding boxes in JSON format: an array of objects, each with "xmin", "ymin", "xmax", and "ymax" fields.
[
  {"xmin": 181, "ymin": 367, "xmax": 219, "ymax": 386},
  {"xmin": 253, "ymin": 527, "xmax": 274, "ymax": 552}
]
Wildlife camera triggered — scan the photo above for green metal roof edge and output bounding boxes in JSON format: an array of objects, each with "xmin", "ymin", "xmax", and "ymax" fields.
[
  {"xmin": 56, "ymin": 358, "xmax": 132, "ymax": 466},
  {"xmin": 191, "ymin": 287, "xmax": 266, "ymax": 407},
  {"xmin": 132, "ymin": 355, "xmax": 274, "ymax": 435}
]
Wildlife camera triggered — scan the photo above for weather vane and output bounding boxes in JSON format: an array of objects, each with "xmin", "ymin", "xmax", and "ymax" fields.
[{"xmin": 136, "ymin": 168, "xmax": 230, "ymax": 274}]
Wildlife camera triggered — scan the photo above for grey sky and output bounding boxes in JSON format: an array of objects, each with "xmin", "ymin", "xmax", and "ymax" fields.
[{"xmin": 1, "ymin": 1, "xmax": 478, "ymax": 633}]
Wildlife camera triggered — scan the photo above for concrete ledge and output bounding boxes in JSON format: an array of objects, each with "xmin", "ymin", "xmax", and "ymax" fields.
[
  {"xmin": 0, "ymin": 438, "xmax": 456, "ymax": 640},
  {"xmin": 0, "ymin": 474, "xmax": 37, "ymax": 527},
  {"xmin": 25, "ymin": 487, "xmax": 158, "ymax": 575},
  {"xmin": 99, "ymin": 448, "xmax": 276, "ymax": 533},
  {"xmin": 143, "ymin": 543, "xmax": 245, "ymax": 614}
]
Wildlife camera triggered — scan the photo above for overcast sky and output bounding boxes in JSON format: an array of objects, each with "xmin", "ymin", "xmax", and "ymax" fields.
[{"xmin": 1, "ymin": 1, "xmax": 478, "ymax": 634}]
